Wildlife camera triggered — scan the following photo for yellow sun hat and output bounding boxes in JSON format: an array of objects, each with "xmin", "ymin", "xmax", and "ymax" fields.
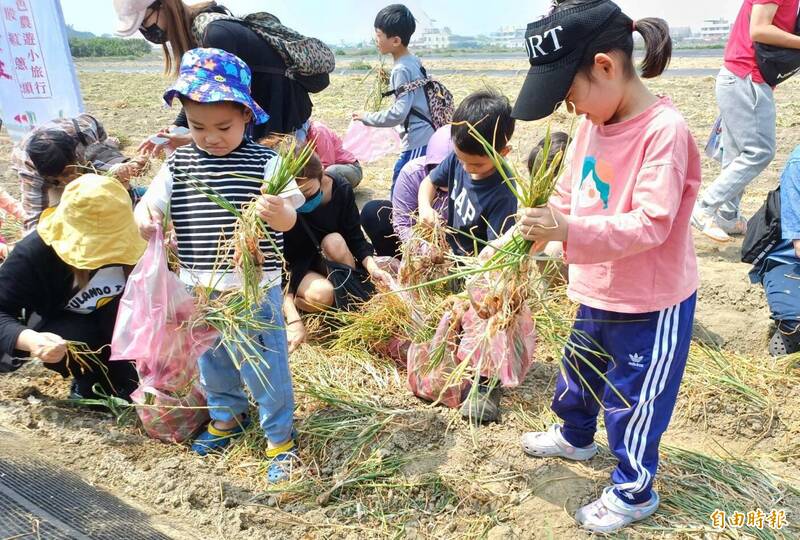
[{"xmin": 37, "ymin": 174, "xmax": 146, "ymax": 269}]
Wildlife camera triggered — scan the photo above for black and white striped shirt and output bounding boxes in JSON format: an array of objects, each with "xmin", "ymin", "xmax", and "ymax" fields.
[{"xmin": 142, "ymin": 140, "xmax": 303, "ymax": 290}]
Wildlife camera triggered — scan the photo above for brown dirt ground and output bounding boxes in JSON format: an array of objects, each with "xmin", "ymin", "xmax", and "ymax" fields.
[{"xmin": 0, "ymin": 58, "xmax": 798, "ymax": 539}]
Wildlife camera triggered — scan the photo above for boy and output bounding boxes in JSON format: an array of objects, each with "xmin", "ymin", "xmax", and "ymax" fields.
[
  {"xmin": 352, "ymin": 4, "xmax": 435, "ymax": 187},
  {"xmin": 419, "ymin": 89, "xmax": 517, "ymax": 258},
  {"xmin": 418, "ymin": 89, "xmax": 517, "ymax": 423},
  {"xmin": 135, "ymin": 48, "xmax": 303, "ymax": 484}
]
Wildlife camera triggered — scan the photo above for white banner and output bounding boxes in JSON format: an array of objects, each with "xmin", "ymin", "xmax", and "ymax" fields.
[{"xmin": 0, "ymin": 0, "xmax": 83, "ymax": 141}]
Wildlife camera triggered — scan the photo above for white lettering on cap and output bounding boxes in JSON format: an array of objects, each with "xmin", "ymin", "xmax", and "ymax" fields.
[{"xmin": 525, "ymin": 26, "xmax": 565, "ymax": 59}]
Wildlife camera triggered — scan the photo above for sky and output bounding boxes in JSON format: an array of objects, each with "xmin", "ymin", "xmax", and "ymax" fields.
[{"xmin": 60, "ymin": 0, "xmax": 746, "ymax": 44}]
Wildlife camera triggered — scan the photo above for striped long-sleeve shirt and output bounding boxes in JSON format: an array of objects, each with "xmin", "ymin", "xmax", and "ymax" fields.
[{"xmin": 141, "ymin": 139, "xmax": 304, "ymax": 291}]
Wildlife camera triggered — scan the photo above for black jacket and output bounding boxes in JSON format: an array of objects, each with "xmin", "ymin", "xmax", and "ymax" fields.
[{"xmin": 175, "ymin": 19, "xmax": 321, "ymax": 137}]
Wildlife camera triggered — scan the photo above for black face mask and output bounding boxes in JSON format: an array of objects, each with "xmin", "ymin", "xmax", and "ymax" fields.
[
  {"xmin": 140, "ymin": 5, "xmax": 167, "ymax": 44},
  {"xmin": 140, "ymin": 22, "xmax": 167, "ymax": 44}
]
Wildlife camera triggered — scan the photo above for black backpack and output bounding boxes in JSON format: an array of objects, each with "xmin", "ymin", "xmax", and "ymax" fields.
[
  {"xmin": 741, "ymin": 187, "xmax": 782, "ymax": 265},
  {"xmin": 754, "ymin": 14, "xmax": 800, "ymax": 86}
]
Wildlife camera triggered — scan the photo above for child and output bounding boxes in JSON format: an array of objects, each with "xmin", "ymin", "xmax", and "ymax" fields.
[
  {"xmin": 419, "ymin": 89, "xmax": 517, "ymax": 258},
  {"xmin": 134, "ymin": 48, "xmax": 303, "ymax": 484},
  {"xmin": 418, "ymin": 89, "xmax": 517, "ymax": 423},
  {"xmin": 352, "ymin": 4, "xmax": 434, "ymax": 186},
  {"xmin": 306, "ymin": 120, "xmax": 363, "ymax": 188},
  {"xmin": 512, "ymin": 1, "xmax": 700, "ymax": 533},
  {"xmin": 281, "ymin": 153, "xmax": 392, "ymax": 352}
]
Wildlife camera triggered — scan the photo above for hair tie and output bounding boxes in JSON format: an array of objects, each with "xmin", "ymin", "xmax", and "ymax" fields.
[{"xmin": 632, "ymin": 19, "xmax": 637, "ymax": 32}]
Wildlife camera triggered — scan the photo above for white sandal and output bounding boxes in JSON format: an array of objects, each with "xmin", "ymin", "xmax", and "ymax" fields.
[
  {"xmin": 575, "ymin": 486, "xmax": 660, "ymax": 533},
  {"xmin": 520, "ymin": 424, "xmax": 598, "ymax": 461}
]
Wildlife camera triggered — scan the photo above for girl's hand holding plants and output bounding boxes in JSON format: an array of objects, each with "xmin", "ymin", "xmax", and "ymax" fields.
[
  {"xmin": 286, "ymin": 319, "xmax": 307, "ymax": 354},
  {"xmin": 518, "ymin": 205, "xmax": 568, "ymax": 244},
  {"xmin": 255, "ymin": 194, "xmax": 286, "ymax": 225}
]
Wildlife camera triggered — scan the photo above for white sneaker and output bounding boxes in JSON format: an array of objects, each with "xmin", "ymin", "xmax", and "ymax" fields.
[
  {"xmin": 691, "ymin": 204, "xmax": 732, "ymax": 243},
  {"xmin": 575, "ymin": 486, "xmax": 660, "ymax": 534},
  {"xmin": 520, "ymin": 424, "xmax": 598, "ymax": 461},
  {"xmin": 716, "ymin": 214, "xmax": 748, "ymax": 236}
]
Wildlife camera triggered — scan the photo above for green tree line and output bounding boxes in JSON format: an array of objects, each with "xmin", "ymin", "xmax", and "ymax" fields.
[{"xmin": 68, "ymin": 37, "xmax": 152, "ymax": 58}]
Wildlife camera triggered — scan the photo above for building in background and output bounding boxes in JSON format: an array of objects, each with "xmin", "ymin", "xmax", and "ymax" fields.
[
  {"xmin": 409, "ymin": 10, "xmax": 451, "ymax": 49},
  {"xmin": 698, "ymin": 19, "xmax": 731, "ymax": 41},
  {"xmin": 489, "ymin": 26, "xmax": 526, "ymax": 49},
  {"xmin": 670, "ymin": 26, "xmax": 693, "ymax": 43}
]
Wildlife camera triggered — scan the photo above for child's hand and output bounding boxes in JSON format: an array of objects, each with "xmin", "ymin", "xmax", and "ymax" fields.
[
  {"xmin": 255, "ymin": 194, "xmax": 285, "ymax": 225},
  {"xmin": 518, "ymin": 206, "xmax": 568, "ymax": 243},
  {"xmin": 0, "ymin": 242, "xmax": 9, "ymax": 260},
  {"xmin": 134, "ymin": 204, "xmax": 161, "ymax": 241},
  {"xmin": 419, "ymin": 206, "xmax": 441, "ymax": 228},
  {"xmin": 286, "ymin": 320, "xmax": 307, "ymax": 354},
  {"xmin": 351, "ymin": 112, "xmax": 365, "ymax": 122},
  {"xmin": 369, "ymin": 268, "xmax": 393, "ymax": 291}
]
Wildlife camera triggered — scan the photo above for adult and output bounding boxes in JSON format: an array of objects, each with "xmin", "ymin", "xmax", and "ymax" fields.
[
  {"xmin": 306, "ymin": 120, "xmax": 363, "ymax": 188},
  {"xmin": 281, "ymin": 153, "xmax": 391, "ymax": 352},
  {"xmin": 11, "ymin": 113, "xmax": 147, "ymax": 231},
  {"xmin": 360, "ymin": 124, "xmax": 452, "ymax": 257},
  {"xmin": 113, "ymin": 0, "xmax": 327, "ymax": 151},
  {"xmin": 750, "ymin": 146, "xmax": 800, "ymax": 356},
  {"xmin": 693, "ymin": 0, "xmax": 800, "ymax": 242},
  {"xmin": 0, "ymin": 174, "xmax": 145, "ymax": 400}
]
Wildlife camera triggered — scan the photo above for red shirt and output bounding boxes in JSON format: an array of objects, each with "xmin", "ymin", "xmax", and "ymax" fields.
[{"xmin": 724, "ymin": 0, "xmax": 800, "ymax": 83}]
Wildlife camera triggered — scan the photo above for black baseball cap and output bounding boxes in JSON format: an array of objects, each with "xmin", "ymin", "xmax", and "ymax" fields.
[{"xmin": 512, "ymin": 0, "xmax": 622, "ymax": 121}]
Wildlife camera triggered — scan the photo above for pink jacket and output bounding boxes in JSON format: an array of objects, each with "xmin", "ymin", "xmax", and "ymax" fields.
[
  {"xmin": 551, "ymin": 98, "xmax": 700, "ymax": 314},
  {"xmin": 307, "ymin": 121, "xmax": 357, "ymax": 168}
]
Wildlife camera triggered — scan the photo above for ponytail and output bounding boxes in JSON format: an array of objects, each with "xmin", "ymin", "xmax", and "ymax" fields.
[
  {"xmin": 554, "ymin": 0, "xmax": 672, "ymax": 80},
  {"xmin": 635, "ymin": 18, "xmax": 672, "ymax": 78}
]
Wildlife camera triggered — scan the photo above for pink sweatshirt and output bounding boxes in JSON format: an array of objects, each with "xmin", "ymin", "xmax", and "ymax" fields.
[
  {"xmin": 551, "ymin": 97, "xmax": 700, "ymax": 314},
  {"xmin": 307, "ymin": 121, "xmax": 357, "ymax": 168}
]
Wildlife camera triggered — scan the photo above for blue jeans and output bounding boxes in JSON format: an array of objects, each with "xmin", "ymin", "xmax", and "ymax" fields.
[
  {"xmin": 553, "ymin": 293, "xmax": 696, "ymax": 505},
  {"xmin": 392, "ymin": 145, "xmax": 427, "ymax": 195},
  {"xmin": 197, "ymin": 285, "xmax": 294, "ymax": 444}
]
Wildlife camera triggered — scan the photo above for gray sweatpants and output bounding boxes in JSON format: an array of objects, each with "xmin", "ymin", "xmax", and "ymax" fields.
[
  {"xmin": 700, "ymin": 67, "xmax": 777, "ymax": 220},
  {"xmin": 326, "ymin": 162, "xmax": 363, "ymax": 189}
]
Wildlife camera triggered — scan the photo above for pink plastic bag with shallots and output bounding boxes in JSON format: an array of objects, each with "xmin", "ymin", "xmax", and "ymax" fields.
[
  {"xmin": 111, "ymin": 227, "xmax": 217, "ymax": 442},
  {"xmin": 407, "ymin": 305, "xmax": 470, "ymax": 408},
  {"xmin": 341, "ymin": 120, "xmax": 401, "ymax": 163},
  {"xmin": 457, "ymin": 305, "xmax": 536, "ymax": 388}
]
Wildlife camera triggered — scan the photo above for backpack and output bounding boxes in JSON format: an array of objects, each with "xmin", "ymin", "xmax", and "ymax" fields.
[
  {"xmin": 741, "ymin": 186, "xmax": 782, "ymax": 265},
  {"xmin": 382, "ymin": 66, "xmax": 454, "ymax": 131},
  {"xmin": 754, "ymin": 12, "xmax": 800, "ymax": 86},
  {"xmin": 192, "ymin": 12, "xmax": 334, "ymax": 93}
]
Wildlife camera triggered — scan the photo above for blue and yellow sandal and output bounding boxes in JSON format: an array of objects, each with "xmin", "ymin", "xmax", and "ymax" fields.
[
  {"xmin": 265, "ymin": 439, "xmax": 299, "ymax": 484},
  {"xmin": 191, "ymin": 417, "xmax": 250, "ymax": 456}
]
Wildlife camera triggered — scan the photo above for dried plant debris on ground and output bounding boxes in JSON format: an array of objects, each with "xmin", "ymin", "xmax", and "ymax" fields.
[{"xmin": 0, "ymin": 60, "xmax": 799, "ymax": 539}]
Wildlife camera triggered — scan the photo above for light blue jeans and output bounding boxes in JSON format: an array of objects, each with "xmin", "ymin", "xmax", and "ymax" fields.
[{"xmin": 197, "ymin": 285, "xmax": 294, "ymax": 444}]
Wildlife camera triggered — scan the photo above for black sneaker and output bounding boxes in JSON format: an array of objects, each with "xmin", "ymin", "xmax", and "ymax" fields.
[{"xmin": 460, "ymin": 381, "xmax": 502, "ymax": 424}]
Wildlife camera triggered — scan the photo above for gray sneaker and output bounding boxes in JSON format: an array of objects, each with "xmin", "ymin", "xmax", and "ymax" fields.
[
  {"xmin": 521, "ymin": 423, "xmax": 598, "ymax": 461},
  {"xmin": 460, "ymin": 382, "xmax": 502, "ymax": 424}
]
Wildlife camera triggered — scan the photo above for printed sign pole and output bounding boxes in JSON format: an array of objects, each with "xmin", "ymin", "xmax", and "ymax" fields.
[{"xmin": 0, "ymin": 0, "xmax": 84, "ymax": 141}]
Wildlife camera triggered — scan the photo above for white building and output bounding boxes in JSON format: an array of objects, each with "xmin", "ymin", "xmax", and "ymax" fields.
[
  {"xmin": 489, "ymin": 26, "xmax": 526, "ymax": 49},
  {"xmin": 698, "ymin": 19, "xmax": 731, "ymax": 41},
  {"xmin": 409, "ymin": 10, "xmax": 451, "ymax": 49}
]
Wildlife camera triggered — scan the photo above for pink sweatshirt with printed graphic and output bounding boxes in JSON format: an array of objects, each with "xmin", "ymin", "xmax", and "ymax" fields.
[{"xmin": 551, "ymin": 97, "xmax": 700, "ymax": 314}]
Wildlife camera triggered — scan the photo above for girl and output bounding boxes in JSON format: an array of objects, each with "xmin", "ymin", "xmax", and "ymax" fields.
[
  {"xmin": 134, "ymin": 48, "xmax": 304, "ymax": 484},
  {"xmin": 282, "ymin": 153, "xmax": 392, "ymax": 353},
  {"xmin": 512, "ymin": 0, "xmax": 700, "ymax": 533}
]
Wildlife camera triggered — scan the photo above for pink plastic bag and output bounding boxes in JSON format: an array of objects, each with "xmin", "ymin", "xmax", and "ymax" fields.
[
  {"xmin": 131, "ymin": 382, "xmax": 210, "ymax": 443},
  {"xmin": 457, "ymin": 305, "xmax": 536, "ymax": 388},
  {"xmin": 111, "ymin": 225, "xmax": 196, "ymax": 365},
  {"xmin": 341, "ymin": 120, "xmax": 401, "ymax": 163},
  {"xmin": 407, "ymin": 306, "xmax": 469, "ymax": 408}
]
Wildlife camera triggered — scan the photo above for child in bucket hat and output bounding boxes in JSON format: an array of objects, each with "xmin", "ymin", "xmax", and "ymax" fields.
[{"xmin": 134, "ymin": 48, "xmax": 304, "ymax": 484}]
